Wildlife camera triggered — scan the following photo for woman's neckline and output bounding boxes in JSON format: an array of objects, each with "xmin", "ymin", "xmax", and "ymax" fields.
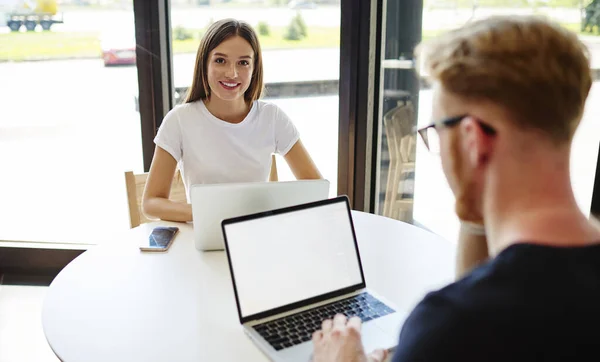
[{"xmin": 198, "ymin": 99, "xmax": 257, "ymax": 127}]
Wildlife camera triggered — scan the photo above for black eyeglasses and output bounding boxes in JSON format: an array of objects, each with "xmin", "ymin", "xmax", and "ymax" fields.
[{"xmin": 416, "ymin": 114, "xmax": 497, "ymax": 153}]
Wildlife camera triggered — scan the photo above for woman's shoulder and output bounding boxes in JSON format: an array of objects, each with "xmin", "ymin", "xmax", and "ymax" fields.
[
  {"xmin": 161, "ymin": 101, "xmax": 206, "ymax": 126},
  {"xmin": 168, "ymin": 101, "xmax": 202, "ymax": 117},
  {"xmin": 254, "ymin": 100, "xmax": 287, "ymax": 119}
]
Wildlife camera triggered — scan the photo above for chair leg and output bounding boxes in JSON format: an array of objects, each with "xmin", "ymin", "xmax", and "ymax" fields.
[
  {"xmin": 383, "ymin": 164, "xmax": 392, "ymax": 217},
  {"xmin": 389, "ymin": 158, "xmax": 403, "ymax": 220},
  {"xmin": 385, "ymin": 155, "xmax": 400, "ymax": 218}
]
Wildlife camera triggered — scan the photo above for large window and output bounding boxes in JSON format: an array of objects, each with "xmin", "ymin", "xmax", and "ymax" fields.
[
  {"xmin": 168, "ymin": 0, "xmax": 341, "ymax": 196},
  {"xmin": 0, "ymin": 0, "xmax": 143, "ymax": 244},
  {"xmin": 0, "ymin": 0, "xmax": 370, "ymax": 275},
  {"xmin": 374, "ymin": 0, "xmax": 600, "ymax": 242}
]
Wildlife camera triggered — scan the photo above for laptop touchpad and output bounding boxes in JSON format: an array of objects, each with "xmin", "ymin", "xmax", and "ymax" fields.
[{"xmin": 361, "ymin": 321, "xmax": 396, "ymax": 354}]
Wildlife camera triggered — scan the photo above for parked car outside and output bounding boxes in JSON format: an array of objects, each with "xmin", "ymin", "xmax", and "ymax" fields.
[{"xmin": 100, "ymin": 29, "xmax": 136, "ymax": 66}]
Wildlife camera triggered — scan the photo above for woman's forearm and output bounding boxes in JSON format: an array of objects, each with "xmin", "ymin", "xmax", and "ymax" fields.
[{"xmin": 142, "ymin": 197, "xmax": 193, "ymax": 223}]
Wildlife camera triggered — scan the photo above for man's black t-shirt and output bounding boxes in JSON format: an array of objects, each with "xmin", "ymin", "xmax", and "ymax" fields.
[{"xmin": 391, "ymin": 242, "xmax": 600, "ymax": 362}]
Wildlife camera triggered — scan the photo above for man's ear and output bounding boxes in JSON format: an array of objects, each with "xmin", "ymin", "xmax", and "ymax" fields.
[{"xmin": 459, "ymin": 117, "xmax": 492, "ymax": 168}]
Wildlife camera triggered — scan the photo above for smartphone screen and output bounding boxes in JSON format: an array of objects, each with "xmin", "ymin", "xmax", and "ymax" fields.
[{"xmin": 140, "ymin": 226, "xmax": 179, "ymax": 252}]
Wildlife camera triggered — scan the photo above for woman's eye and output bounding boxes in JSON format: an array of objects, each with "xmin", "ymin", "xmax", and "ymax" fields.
[
  {"xmin": 215, "ymin": 58, "xmax": 225, "ymax": 64},
  {"xmin": 239, "ymin": 60, "xmax": 250, "ymax": 66}
]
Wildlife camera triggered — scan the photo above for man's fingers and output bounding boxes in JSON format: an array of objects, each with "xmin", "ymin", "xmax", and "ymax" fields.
[
  {"xmin": 347, "ymin": 316, "xmax": 362, "ymax": 333},
  {"xmin": 333, "ymin": 313, "xmax": 347, "ymax": 328},
  {"xmin": 367, "ymin": 349, "xmax": 388, "ymax": 362},
  {"xmin": 321, "ymin": 318, "xmax": 333, "ymax": 332},
  {"xmin": 312, "ymin": 330, "xmax": 323, "ymax": 342}
]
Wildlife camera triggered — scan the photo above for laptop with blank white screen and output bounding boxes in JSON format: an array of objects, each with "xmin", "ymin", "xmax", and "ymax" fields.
[
  {"xmin": 191, "ymin": 180, "xmax": 330, "ymax": 251},
  {"xmin": 221, "ymin": 196, "xmax": 407, "ymax": 362}
]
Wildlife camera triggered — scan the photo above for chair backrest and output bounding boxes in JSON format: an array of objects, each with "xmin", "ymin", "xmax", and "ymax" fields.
[
  {"xmin": 269, "ymin": 154, "xmax": 278, "ymax": 182},
  {"xmin": 124, "ymin": 170, "xmax": 186, "ymax": 229},
  {"xmin": 384, "ymin": 101, "xmax": 416, "ymax": 164},
  {"xmin": 124, "ymin": 155, "xmax": 279, "ymax": 228}
]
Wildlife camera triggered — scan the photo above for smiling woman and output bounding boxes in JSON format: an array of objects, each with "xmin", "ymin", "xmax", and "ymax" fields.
[
  {"xmin": 206, "ymin": 44, "xmax": 254, "ymax": 104},
  {"xmin": 141, "ymin": 18, "xmax": 323, "ymax": 223},
  {"xmin": 184, "ymin": 19, "xmax": 264, "ymax": 106}
]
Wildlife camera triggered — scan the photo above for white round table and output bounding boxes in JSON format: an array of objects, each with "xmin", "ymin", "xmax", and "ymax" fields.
[{"xmin": 42, "ymin": 211, "xmax": 456, "ymax": 362}]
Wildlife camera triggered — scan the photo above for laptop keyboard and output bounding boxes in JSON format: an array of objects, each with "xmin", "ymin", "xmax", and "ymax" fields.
[{"xmin": 252, "ymin": 292, "xmax": 395, "ymax": 351}]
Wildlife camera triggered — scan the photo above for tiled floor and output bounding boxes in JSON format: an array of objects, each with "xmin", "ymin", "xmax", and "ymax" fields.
[{"xmin": 0, "ymin": 285, "xmax": 60, "ymax": 362}]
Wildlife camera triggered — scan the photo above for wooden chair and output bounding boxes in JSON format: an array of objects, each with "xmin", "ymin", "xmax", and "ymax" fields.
[
  {"xmin": 382, "ymin": 99, "xmax": 416, "ymax": 222},
  {"xmin": 124, "ymin": 155, "xmax": 279, "ymax": 229},
  {"xmin": 269, "ymin": 154, "xmax": 278, "ymax": 182},
  {"xmin": 124, "ymin": 170, "xmax": 186, "ymax": 229}
]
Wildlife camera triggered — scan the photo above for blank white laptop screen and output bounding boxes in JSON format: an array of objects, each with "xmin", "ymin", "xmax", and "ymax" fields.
[{"xmin": 224, "ymin": 200, "xmax": 364, "ymax": 318}]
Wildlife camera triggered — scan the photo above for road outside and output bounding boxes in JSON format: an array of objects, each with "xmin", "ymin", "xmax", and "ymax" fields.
[{"xmin": 1, "ymin": 4, "xmax": 599, "ymax": 244}]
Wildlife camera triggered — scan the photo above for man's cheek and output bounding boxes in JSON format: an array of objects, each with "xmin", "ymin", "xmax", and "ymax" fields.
[{"xmin": 440, "ymin": 146, "xmax": 458, "ymax": 193}]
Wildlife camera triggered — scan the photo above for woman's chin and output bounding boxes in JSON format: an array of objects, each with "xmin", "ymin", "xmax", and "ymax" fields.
[{"xmin": 211, "ymin": 90, "xmax": 246, "ymax": 102}]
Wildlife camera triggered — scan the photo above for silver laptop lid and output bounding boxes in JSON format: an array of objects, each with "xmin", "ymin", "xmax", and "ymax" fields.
[
  {"xmin": 191, "ymin": 180, "xmax": 330, "ymax": 251},
  {"xmin": 222, "ymin": 196, "xmax": 366, "ymax": 324}
]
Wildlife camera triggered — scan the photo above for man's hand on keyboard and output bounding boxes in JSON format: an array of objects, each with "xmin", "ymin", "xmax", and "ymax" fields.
[{"xmin": 311, "ymin": 314, "xmax": 387, "ymax": 362}]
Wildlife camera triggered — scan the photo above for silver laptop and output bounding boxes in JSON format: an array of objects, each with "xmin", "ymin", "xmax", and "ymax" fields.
[
  {"xmin": 221, "ymin": 196, "xmax": 407, "ymax": 362},
  {"xmin": 191, "ymin": 180, "xmax": 330, "ymax": 251}
]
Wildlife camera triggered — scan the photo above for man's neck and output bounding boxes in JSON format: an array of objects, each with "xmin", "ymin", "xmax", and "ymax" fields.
[{"xmin": 484, "ymin": 156, "xmax": 600, "ymax": 256}]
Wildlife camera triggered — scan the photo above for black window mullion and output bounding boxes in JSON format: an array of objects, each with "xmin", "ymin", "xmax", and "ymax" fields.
[{"xmin": 134, "ymin": 0, "xmax": 173, "ymax": 172}]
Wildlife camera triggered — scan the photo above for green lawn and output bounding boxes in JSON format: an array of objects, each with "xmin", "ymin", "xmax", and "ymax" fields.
[
  {"xmin": 422, "ymin": 22, "xmax": 593, "ymax": 41},
  {"xmin": 0, "ymin": 31, "xmax": 102, "ymax": 61},
  {"xmin": 424, "ymin": 0, "xmax": 590, "ymax": 8},
  {"xmin": 0, "ymin": 27, "xmax": 340, "ymax": 62},
  {"xmin": 422, "ymin": 29, "xmax": 451, "ymax": 42},
  {"xmin": 173, "ymin": 26, "xmax": 340, "ymax": 53},
  {"xmin": 0, "ymin": 22, "xmax": 596, "ymax": 62}
]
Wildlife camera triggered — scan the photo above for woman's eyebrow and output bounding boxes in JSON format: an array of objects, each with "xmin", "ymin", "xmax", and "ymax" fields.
[{"xmin": 213, "ymin": 52, "xmax": 252, "ymax": 59}]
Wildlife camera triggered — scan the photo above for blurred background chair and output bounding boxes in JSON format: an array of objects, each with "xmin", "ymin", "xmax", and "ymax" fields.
[{"xmin": 382, "ymin": 90, "xmax": 416, "ymax": 222}]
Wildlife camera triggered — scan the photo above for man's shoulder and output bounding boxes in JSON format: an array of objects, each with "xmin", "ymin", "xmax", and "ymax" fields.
[
  {"xmin": 391, "ymin": 264, "xmax": 508, "ymax": 361},
  {"xmin": 391, "ymin": 244, "xmax": 600, "ymax": 362},
  {"xmin": 391, "ymin": 283, "xmax": 474, "ymax": 361},
  {"xmin": 404, "ymin": 273, "xmax": 486, "ymax": 323}
]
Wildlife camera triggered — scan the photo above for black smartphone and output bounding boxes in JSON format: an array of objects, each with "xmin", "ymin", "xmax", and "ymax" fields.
[{"xmin": 140, "ymin": 226, "xmax": 179, "ymax": 252}]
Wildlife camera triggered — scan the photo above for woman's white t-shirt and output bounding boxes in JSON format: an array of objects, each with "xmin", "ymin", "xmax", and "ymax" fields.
[{"xmin": 154, "ymin": 100, "xmax": 300, "ymax": 201}]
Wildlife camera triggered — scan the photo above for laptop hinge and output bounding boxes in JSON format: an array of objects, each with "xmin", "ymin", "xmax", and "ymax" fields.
[{"xmin": 245, "ymin": 289, "xmax": 366, "ymax": 325}]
